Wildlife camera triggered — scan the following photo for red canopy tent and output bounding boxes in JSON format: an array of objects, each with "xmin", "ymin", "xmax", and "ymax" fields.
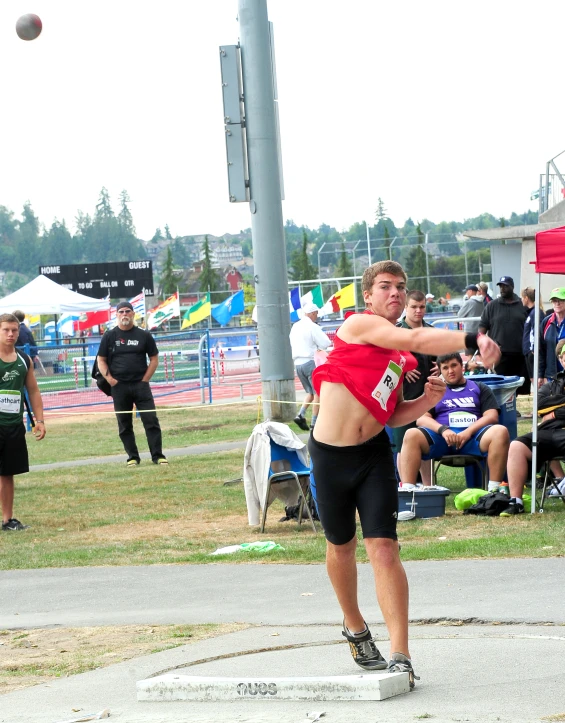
[{"xmin": 531, "ymin": 225, "xmax": 565, "ymax": 511}]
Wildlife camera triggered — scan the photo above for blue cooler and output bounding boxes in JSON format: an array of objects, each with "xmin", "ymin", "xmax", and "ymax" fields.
[{"xmin": 464, "ymin": 374, "xmax": 524, "ymax": 487}]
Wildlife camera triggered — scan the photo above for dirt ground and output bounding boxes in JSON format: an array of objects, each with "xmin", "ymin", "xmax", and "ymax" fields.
[{"xmin": 0, "ymin": 622, "xmax": 249, "ymax": 695}]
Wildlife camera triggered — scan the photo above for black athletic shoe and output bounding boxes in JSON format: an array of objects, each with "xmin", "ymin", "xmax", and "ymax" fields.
[
  {"xmin": 342, "ymin": 622, "xmax": 387, "ymax": 671},
  {"xmin": 388, "ymin": 652, "xmax": 419, "ymax": 689},
  {"xmin": 294, "ymin": 415, "xmax": 310, "ymax": 431},
  {"xmin": 500, "ymin": 500, "xmax": 525, "ymax": 516},
  {"xmin": 2, "ymin": 518, "xmax": 30, "ymax": 531}
]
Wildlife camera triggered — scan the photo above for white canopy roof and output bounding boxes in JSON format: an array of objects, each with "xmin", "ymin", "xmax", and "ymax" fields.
[{"xmin": 0, "ymin": 275, "xmax": 109, "ymax": 315}]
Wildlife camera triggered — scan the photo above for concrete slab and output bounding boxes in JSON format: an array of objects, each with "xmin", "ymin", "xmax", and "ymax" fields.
[
  {"xmin": 2, "ymin": 624, "xmax": 565, "ymax": 723},
  {"xmin": 136, "ymin": 672, "xmax": 409, "ymax": 701}
]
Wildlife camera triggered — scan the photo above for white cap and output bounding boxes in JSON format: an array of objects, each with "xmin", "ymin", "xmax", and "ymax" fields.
[
  {"xmin": 425, "ymin": 293, "xmax": 434, "ymax": 299},
  {"xmin": 302, "ymin": 302, "xmax": 319, "ymax": 314}
]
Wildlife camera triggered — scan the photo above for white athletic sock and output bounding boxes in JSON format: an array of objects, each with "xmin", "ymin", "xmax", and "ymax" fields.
[{"xmin": 514, "ymin": 497, "xmax": 523, "ymax": 505}]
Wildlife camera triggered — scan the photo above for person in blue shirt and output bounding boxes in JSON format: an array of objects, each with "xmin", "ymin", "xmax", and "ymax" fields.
[{"xmin": 521, "ymin": 288, "xmax": 545, "ymax": 389}]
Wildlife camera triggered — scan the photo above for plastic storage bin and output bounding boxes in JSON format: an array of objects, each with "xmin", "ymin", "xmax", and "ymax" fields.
[
  {"xmin": 398, "ymin": 487, "xmax": 451, "ymax": 518},
  {"xmin": 464, "ymin": 374, "xmax": 524, "ymax": 488}
]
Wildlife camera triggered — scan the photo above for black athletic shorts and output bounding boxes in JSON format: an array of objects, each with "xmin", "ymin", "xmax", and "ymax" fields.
[
  {"xmin": 308, "ymin": 429, "xmax": 398, "ymax": 545},
  {"xmin": 0, "ymin": 423, "xmax": 29, "ymax": 476},
  {"xmin": 514, "ymin": 428, "xmax": 565, "ymax": 470}
]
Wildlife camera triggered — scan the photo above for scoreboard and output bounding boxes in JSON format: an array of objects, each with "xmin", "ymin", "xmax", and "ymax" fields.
[{"xmin": 39, "ymin": 261, "xmax": 154, "ymax": 299}]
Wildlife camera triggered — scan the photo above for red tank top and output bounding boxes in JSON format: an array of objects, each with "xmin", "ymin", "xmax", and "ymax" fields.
[{"xmin": 312, "ymin": 316, "xmax": 417, "ymax": 425}]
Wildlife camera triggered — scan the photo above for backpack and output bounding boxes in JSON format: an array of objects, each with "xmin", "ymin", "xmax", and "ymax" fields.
[
  {"xmin": 91, "ymin": 329, "xmax": 117, "ymax": 397},
  {"xmin": 463, "ymin": 491, "xmax": 511, "ymax": 516}
]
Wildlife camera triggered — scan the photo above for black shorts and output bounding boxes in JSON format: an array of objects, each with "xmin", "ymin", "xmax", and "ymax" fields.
[
  {"xmin": 0, "ymin": 423, "xmax": 29, "ymax": 476},
  {"xmin": 308, "ymin": 429, "xmax": 398, "ymax": 545},
  {"xmin": 514, "ymin": 428, "xmax": 565, "ymax": 470}
]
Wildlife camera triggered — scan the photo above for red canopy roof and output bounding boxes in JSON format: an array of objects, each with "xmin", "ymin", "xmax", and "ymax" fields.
[{"xmin": 534, "ymin": 225, "xmax": 565, "ymax": 274}]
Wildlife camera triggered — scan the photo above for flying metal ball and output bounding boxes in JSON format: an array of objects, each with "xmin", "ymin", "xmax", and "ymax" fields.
[{"xmin": 16, "ymin": 14, "xmax": 43, "ymax": 41}]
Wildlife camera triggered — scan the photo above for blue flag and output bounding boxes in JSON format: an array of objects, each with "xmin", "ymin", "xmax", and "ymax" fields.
[{"xmin": 212, "ymin": 290, "xmax": 245, "ymax": 326}]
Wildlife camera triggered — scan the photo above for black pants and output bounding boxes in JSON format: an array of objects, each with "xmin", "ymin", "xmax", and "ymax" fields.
[{"xmin": 111, "ymin": 381, "xmax": 164, "ymax": 462}]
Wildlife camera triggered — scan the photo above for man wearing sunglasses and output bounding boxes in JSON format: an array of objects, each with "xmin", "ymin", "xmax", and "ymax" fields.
[{"xmin": 96, "ymin": 301, "xmax": 167, "ymax": 467}]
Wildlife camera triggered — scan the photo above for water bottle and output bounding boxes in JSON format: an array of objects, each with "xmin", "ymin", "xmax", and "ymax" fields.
[{"xmin": 499, "ymin": 481, "xmax": 509, "ymax": 496}]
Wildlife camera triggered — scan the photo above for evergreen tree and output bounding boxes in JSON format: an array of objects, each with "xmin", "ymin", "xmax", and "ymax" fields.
[
  {"xmin": 383, "ymin": 226, "xmax": 392, "ymax": 260},
  {"xmin": 17, "ymin": 203, "xmax": 41, "ymax": 274},
  {"xmin": 117, "ymin": 190, "xmax": 135, "ymax": 235},
  {"xmin": 335, "ymin": 241, "xmax": 353, "ymax": 277},
  {"xmin": 164, "ymin": 224, "xmax": 173, "ymax": 240},
  {"xmin": 289, "ymin": 230, "xmax": 317, "ymax": 280},
  {"xmin": 199, "ymin": 236, "xmax": 221, "ymax": 292},
  {"xmin": 375, "ymin": 197, "xmax": 387, "ymax": 222},
  {"xmin": 151, "ymin": 227, "xmax": 163, "ymax": 244},
  {"xmin": 405, "ymin": 224, "xmax": 428, "ymax": 287},
  {"xmin": 160, "ymin": 246, "xmax": 178, "ymax": 296}
]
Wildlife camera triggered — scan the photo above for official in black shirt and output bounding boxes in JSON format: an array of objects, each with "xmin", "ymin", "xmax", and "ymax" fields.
[{"xmin": 97, "ymin": 301, "xmax": 167, "ymax": 466}]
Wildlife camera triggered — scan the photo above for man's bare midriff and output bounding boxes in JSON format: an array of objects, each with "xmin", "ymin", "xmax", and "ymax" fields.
[{"xmin": 312, "ymin": 381, "xmax": 385, "ymax": 446}]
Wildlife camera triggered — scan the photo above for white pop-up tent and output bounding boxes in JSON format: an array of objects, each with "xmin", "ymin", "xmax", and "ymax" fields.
[
  {"xmin": 531, "ymin": 225, "xmax": 565, "ymax": 512},
  {"xmin": 0, "ymin": 275, "xmax": 109, "ymax": 315}
]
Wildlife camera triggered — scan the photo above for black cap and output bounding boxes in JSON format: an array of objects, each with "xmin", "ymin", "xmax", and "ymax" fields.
[
  {"xmin": 116, "ymin": 301, "xmax": 134, "ymax": 312},
  {"xmin": 464, "ymin": 284, "xmax": 479, "ymax": 292},
  {"xmin": 496, "ymin": 276, "xmax": 514, "ymax": 287}
]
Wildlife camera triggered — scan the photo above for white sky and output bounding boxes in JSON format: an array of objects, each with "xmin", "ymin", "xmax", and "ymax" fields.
[{"xmin": 1, "ymin": 0, "xmax": 563, "ymax": 242}]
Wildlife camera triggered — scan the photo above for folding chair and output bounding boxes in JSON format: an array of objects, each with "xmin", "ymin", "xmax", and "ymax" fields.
[
  {"xmin": 538, "ymin": 457, "xmax": 565, "ymax": 512},
  {"xmin": 260, "ymin": 440, "xmax": 317, "ymax": 533},
  {"xmin": 432, "ymin": 454, "xmax": 488, "ymax": 489}
]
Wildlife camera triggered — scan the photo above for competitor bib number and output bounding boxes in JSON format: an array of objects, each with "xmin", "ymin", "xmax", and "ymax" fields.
[
  {"xmin": 447, "ymin": 411, "xmax": 477, "ymax": 428},
  {"xmin": 372, "ymin": 361, "xmax": 402, "ymax": 411},
  {"xmin": 0, "ymin": 390, "xmax": 21, "ymax": 414}
]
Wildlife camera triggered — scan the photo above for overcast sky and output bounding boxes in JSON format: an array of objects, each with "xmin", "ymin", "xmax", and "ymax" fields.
[{"xmin": 1, "ymin": 0, "xmax": 563, "ymax": 242}]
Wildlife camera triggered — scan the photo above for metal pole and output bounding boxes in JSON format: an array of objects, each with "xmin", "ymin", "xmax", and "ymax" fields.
[
  {"xmin": 530, "ymin": 271, "xmax": 542, "ymax": 513},
  {"xmin": 366, "ymin": 220, "xmax": 372, "ymax": 265},
  {"xmin": 464, "ymin": 240, "xmax": 469, "ymax": 287},
  {"xmin": 238, "ymin": 0, "xmax": 295, "ymax": 421},
  {"xmin": 318, "ymin": 242, "xmax": 326, "ymax": 280},
  {"xmin": 545, "ymin": 161, "xmax": 550, "ymax": 213},
  {"xmin": 424, "ymin": 233, "xmax": 431, "ymax": 295}
]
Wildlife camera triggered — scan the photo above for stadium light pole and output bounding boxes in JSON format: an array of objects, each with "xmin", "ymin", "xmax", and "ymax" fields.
[{"xmin": 238, "ymin": 0, "xmax": 296, "ymax": 421}]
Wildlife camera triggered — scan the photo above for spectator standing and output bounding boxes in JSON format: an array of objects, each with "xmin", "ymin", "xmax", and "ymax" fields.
[
  {"xmin": 96, "ymin": 301, "xmax": 167, "ymax": 467},
  {"xmin": 0, "ymin": 313, "xmax": 46, "ymax": 531},
  {"xmin": 521, "ymin": 287, "xmax": 545, "ymax": 388},
  {"xmin": 457, "ymin": 285, "xmax": 484, "ymax": 353},
  {"xmin": 540, "ymin": 287, "xmax": 565, "ymax": 382},
  {"xmin": 425, "ymin": 293, "xmax": 435, "ymax": 313},
  {"xmin": 478, "ymin": 282, "xmax": 493, "ymax": 305},
  {"xmin": 289, "ymin": 303, "xmax": 331, "ymax": 431},
  {"xmin": 13, "ymin": 310, "xmax": 39, "ymax": 364},
  {"xmin": 479, "ymin": 276, "xmax": 529, "ymax": 392},
  {"xmin": 393, "ymin": 290, "xmax": 437, "ymax": 485}
]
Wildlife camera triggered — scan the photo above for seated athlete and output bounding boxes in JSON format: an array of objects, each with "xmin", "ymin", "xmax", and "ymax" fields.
[
  {"xmin": 309, "ymin": 261, "xmax": 501, "ymax": 688},
  {"xmin": 502, "ymin": 343, "xmax": 565, "ymax": 515},
  {"xmin": 400, "ymin": 353, "xmax": 509, "ymax": 489}
]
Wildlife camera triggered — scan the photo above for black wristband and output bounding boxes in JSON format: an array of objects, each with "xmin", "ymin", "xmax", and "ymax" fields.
[
  {"xmin": 438, "ymin": 425, "xmax": 449, "ymax": 435},
  {"xmin": 465, "ymin": 333, "xmax": 479, "ymax": 351}
]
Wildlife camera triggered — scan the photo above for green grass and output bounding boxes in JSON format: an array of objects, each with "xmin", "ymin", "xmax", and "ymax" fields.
[
  {"xmin": 29, "ymin": 403, "xmax": 261, "ymax": 465},
  {"xmin": 4, "ymin": 432, "xmax": 564, "ymax": 569}
]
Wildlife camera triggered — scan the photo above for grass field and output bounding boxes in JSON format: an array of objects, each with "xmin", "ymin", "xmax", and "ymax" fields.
[{"xmin": 3, "ymin": 408, "xmax": 563, "ymax": 570}]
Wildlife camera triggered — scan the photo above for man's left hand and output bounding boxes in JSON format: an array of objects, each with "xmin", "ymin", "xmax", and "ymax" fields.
[{"xmin": 34, "ymin": 421, "xmax": 46, "ymax": 440}]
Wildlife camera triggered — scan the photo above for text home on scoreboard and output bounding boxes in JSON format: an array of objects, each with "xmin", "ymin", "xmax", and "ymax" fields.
[{"xmin": 39, "ymin": 261, "xmax": 154, "ymax": 299}]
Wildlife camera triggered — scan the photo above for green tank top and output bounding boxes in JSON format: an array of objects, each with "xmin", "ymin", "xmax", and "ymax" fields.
[{"xmin": 0, "ymin": 352, "xmax": 28, "ymax": 426}]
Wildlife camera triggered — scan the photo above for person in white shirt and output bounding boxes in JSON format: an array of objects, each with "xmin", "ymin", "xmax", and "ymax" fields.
[{"xmin": 289, "ymin": 303, "xmax": 331, "ymax": 430}]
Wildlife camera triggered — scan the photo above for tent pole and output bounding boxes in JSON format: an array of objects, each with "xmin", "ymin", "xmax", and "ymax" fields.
[{"xmin": 530, "ymin": 272, "xmax": 542, "ymax": 513}]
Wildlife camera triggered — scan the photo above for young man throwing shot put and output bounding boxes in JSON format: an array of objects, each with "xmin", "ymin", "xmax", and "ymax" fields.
[
  {"xmin": 309, "ymin": 261, "xmax": 500, "ymax": 687},
  {"xmin": 0, "ymin": 313, "xmax": 46, "ymax": 531}
]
